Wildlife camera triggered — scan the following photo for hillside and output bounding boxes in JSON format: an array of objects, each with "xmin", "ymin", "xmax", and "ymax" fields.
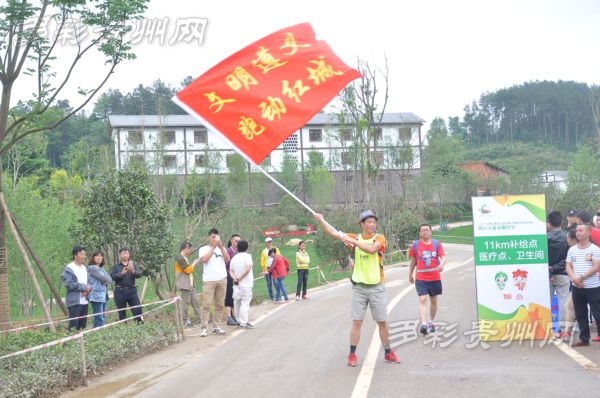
[{"xmin": 463, "ymin": 142, "xmax": 571, "ymax": 175}]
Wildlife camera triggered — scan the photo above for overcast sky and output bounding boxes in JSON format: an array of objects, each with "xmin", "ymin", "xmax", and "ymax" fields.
[{"xmin": 12, "ymin": 0, "xmax": 600, "ymax": 131}]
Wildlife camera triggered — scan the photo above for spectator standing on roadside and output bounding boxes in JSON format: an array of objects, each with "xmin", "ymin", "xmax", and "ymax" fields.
[
  {"xmin": 230, "ymin": 240, "xmax": 255, "ymax": 329},
  {"xmin": 226, "ymin": 234, "xmax": 241, "ymax": 326},
  {"xmin": 110, "ymin": 248, "xmax": 144, "ymax": 323},
  {"xmin": 175, "ymin": 242, "xmax": 202, "ymax": 327},
  {"xmin": 198, "ymin": 228, "xmax": 230, "ymax": 337},
  {"xmin": 261, "ymin": 237, "xmax": 280, "ymax": 301},
  {"xmin": 295, "ymin": 241, "xmax": 310, "ymax": 301},
  {"xmin": 61, "ymin": 246, "xmax": 91, "ymax": 330},
  {"xmin": 88, "ymin": 250, "xmax": 112, "ymax": 328}
]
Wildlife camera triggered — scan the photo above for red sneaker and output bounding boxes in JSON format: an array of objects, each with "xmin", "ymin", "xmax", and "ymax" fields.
[
  {"xmin": 347, "ymin": 352, "xmax": 358, "ymax": 367},
  {"xmin": 592, "ymin": 335, "xmax": 600, "ymax": 342},
  {"xmin": 384, "ymin": 350, "xmax": 401, "ymax": 364}
]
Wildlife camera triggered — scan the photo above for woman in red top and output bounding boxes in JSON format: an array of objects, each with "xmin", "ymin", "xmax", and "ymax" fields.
[{"xmin": 269, "ymin": 248, "xmax": 289, "ymax": 302}]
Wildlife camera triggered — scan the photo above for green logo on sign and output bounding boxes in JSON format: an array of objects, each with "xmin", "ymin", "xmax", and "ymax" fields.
[{"xmin": 494, "ymin": 271, "xmax": 508, "ymax": 290}]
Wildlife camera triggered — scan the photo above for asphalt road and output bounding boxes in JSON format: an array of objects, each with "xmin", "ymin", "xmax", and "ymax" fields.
[{"xmin": 67, "ymin": 244, "xmax": 600, "ymax": 397}]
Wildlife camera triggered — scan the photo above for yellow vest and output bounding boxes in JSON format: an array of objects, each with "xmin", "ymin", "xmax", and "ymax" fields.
[
  {"xmin": 352, "ymin": 235, "xmax": 381, "ymax": 285},
  {"xmin": 296, "ymin": 251, "xmax": 310, "ymax": 270}
]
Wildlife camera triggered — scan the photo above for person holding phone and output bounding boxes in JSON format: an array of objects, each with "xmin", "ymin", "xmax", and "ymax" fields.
[
  {"xmin": 110, "ymin": 247, "xmax": 144, "ymax": 323},
  {"xmin": 198, "ymin": 228, "xmax": 230, "ymax": 337}
]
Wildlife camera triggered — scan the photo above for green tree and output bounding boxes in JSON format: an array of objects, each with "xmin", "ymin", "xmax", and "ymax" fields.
[
  {"xmin": 422, "ymin": 132, "xmax": 466, "ymax": 178},
  {"xmin": 555, "ymin": 145, "xmax": 600, "ymax": 212},
  {"xmin": 226, "ymin": 153, "xmax": 249, "ymax": 204},
  {"xmin": 589, "ymin": 85, "xmax": 600, "ymax": 151},
  {"xmin": 48, "ymin": 169, "xmax": 83, "ymax": 202},
  {"xmin": 0, "ymin": 0, "xmax": 149, "ymax": 326},
  {"xmin": 75, "ymin": 168, "xmax": 174, "ymax": 297},
  {"xmin": 447, "ymin": 116, "xmax": 466, "ymax": 139},
  {"xmin": 427, "ymin": 117, "xmax": 449, "ymax": 140},
  {"xmin": 6, "ymin": 176, "xmax": 78, "ymax": 317},
  {"xmin": 304, "ymin": 150, "xmax": 334, "ymax": 211},
  {"xmin": 279, "ymin": 153, "xmax": 299, "ymax": 193},
  {"xmin": 567, "ymin": 145, "xmax": 600, "ymax": 187},
  {"xmin": 62, "ymin": 140, "xmax": 113, "ymax": 180},
  {"xmin": 92, "ymin": 79, "xmax": 187, "ymax": 119},
  {"xmin": 5, "ymin": 132, "xmax": 48, "ymax": 188},
  {"xmin": 461, "ymin": 81, "xmax": 595, "ymax": 149},
  {"xmin": 336, "ymin": 57, "xmax": 389, "ymax": 204}
]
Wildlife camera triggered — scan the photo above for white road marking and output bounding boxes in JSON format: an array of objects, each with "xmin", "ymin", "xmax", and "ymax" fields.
[
  {"xmin": 553, "ymin": 340, "xmax": 600, "ymax": 378},
  {"xmin": 350, "ymin": 257, "xmax": 473, "ymax": 398}
]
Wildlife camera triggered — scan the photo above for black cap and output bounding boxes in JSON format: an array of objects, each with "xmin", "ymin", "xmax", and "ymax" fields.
[
  {"xmin": 359, "ymin": 210, "xmax": 378, "ymax": 222},
  {"xmin": 567, "ymin": 209, "xmax": 578, "ymax": 217}
]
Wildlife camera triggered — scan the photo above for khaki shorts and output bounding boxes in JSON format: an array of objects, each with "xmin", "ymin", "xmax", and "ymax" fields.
[{"xmin": 351, "ymin": 283, "xmax": 388, "ymax": 322}]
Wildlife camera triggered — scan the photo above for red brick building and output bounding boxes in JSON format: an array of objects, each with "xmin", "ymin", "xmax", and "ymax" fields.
[{"xmin": 458, "ymin": 161, "xmax": 509, "ymax": 196}]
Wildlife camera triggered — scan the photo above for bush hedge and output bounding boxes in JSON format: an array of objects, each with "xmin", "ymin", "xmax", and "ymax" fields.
[{"xmin": 0, "ymin": 320, "xmax": 177, "ymax": 398}]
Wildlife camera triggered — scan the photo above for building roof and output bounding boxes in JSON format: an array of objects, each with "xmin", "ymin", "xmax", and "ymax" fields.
[
  {"xmin": 458, "ymin": 161, "xmax": 509, "ymax": 175},
  {"xmin": 305, "ymin": 112, "xmax": 425, "ymax": 125},
  {"xmin": 108, "ymin": 112, "xmax": 425, "ymax": 128}
]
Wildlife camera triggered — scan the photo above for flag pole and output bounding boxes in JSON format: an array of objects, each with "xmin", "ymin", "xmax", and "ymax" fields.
[{"xmin": 252, "ymin": 162, "xmax": 315, "ymax": 215}]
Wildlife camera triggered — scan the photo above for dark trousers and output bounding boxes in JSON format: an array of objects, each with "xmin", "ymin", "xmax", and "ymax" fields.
[
  {"xmin": 296, "ymin": 269, "xmax": 309, "ymax": 297},
  {"xmin": 67, "ymin": 304, "xmax": 88, "ymax": 330},
  {"xmin": 572, "ymin": 286, "xmax": 600, "ymax": 342},
  {"xmin": 225, "ymin": 275, "xmax": 235, "ymax": 309},
  {"xmin": 114, "ymin": 287, "xmax": 143, "ymax": 323}
]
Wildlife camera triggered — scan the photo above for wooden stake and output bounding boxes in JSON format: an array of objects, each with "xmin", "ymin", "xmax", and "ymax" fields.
[
  {"xmin": 172, "ymin": 300, "xmax": 180, "ymax": 342},
  {"xmin": 79, "ymin": 334, "xmax": 87, "ymax": 385},
  {"xmin": 0, "ymin": 193, "xmax": 56, "ymax": 332},
  {"xmin": 140, "ymin": 277, "xmax": 149, "ymax": 303},
  {"xmin": 11, "ymin": 214, "xmax": 68, "ymax": 316},
  {"xmin": 317, "ymin": 265, "xmax": 321, "ymax": 285}
]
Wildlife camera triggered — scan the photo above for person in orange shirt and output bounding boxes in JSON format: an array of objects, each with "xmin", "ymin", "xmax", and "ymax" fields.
[
  {"xmin": 175, "ymin": 242, "xmax": 202, "ymax": 327},
  {"xmin": 314, "ymin": 210, "xmax": 400, "ymax": 367}
]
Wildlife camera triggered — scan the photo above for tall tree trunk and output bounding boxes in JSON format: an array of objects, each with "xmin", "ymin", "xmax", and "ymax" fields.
[
  {"xmin": 0, "ymin": 80, "xmax": 13, "ymax": 329},
  {"xmin": 0, "ymin": 165, "xmax": 8, "ymax": 330}
]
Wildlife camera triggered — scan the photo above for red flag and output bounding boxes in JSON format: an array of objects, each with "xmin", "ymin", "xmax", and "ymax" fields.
[{"xmin": 173, "ymin": 22, "xmax": 361, "ymax": 165}]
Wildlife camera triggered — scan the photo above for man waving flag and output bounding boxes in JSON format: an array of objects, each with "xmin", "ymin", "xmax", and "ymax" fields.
[{"xmin": 172, "ymin": 22, "xmax": 360, "ymax": 168}]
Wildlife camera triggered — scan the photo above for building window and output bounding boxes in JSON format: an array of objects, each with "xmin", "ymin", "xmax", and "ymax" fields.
[
  {"xmin": 399, "ymin": 127, "xmax": 412, "ymax": 141},
  {"xmin": 194, "ymin": 129, "xmax": 208, "ymax": 144},
  {"xmin": 195, "ymin": 154, "xmax": 206, "ymax": 168},
  {"xmin": 127, "ymin": 130, "xmax": 143, "ymax": 146},
  {"xmin": 345, "ymin": 175, "xmax": 353, "ymax": 182},
  {"xmin": 162, "ymin": 155, "xmax": 177, "ymax": 169},
  {"xmin": 309, "ymin": 128, "xmax": 322, "ymax": 142},
  {"xmin": 341, "ymin": 152, "xmax": 352, "ymax": 166},
  {"xmin": 371, "ymin": 151, "xmax": 384, "ymax": 166},
  {"xmin": 129, "ymin": 154, "xmax": 145, "ymax": 166},
  {"xmin": 160, "ymin": 130, "xmax": 176, "ymax": 145},
  {"xmin": 340, "ymin": 128, "xmax": 353, "ymax": 141}
]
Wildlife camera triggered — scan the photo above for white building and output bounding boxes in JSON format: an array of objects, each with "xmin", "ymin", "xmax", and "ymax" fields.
[
  {"xmin": 537, "ymin": 170, "xmax": 567, "ymax": 192},
  {"xmin": 108, "ymin": 113, "xmax": 425, "ymax": 176}
]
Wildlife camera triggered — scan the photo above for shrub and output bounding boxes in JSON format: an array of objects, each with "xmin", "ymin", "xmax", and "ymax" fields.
[{"xmin": 0, "ymin": 320, "xmax": 177, "ymax": 398}]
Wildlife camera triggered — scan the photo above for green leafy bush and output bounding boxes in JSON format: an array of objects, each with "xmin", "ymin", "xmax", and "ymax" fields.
[{"xmin": 0, "ymin": 321, "xmax": 177, "ymax": 398}]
